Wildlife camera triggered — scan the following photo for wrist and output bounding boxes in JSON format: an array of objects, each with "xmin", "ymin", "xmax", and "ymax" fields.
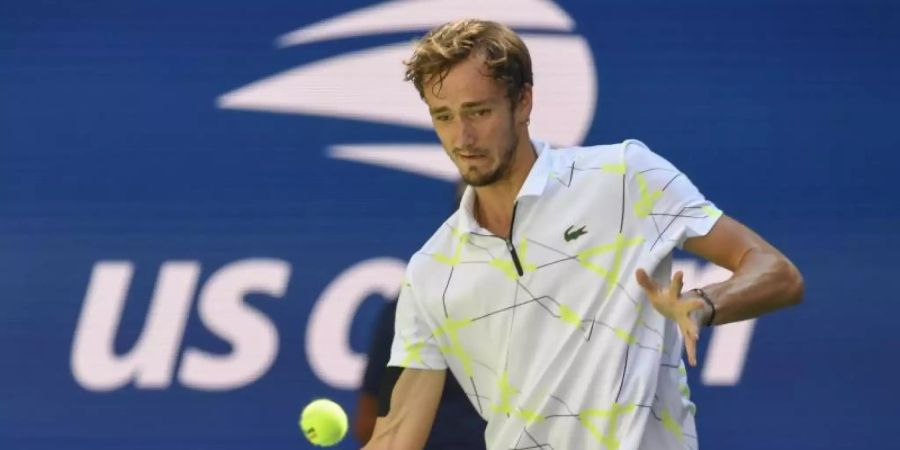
[{"xmin": 692, "ymin": 288, "xmax": 716, "ymax": 327}]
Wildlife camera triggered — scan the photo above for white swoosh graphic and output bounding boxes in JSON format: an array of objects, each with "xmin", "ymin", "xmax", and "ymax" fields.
[
  {"xmin": 217, "ymin": 0, "xmax": 597, "ymax": 181},
  {"xmin": 277, "ymin": 0, "xmax": 574, "ymax": 47},
  {"xmin": 217, "ymin": 34, "xmax": 595, "ymax": 146},
  {"xmin": 328, "ymin": 144, "xmax": 457, "ymax": 181}
]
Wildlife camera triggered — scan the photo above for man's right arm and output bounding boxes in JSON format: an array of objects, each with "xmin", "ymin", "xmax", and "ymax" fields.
[{"xmin": 362, "ymin": 367, "xmax": 445, "ymax": 450}]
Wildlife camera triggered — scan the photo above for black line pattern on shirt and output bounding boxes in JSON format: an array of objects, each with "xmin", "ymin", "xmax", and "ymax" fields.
[
  {"xmin": 441, "ymin": 266, "xmax": 454, "ymax": 318},
  {"xmin": 408, "ymin": 155, "xmax": 713, "ymax": 448}
]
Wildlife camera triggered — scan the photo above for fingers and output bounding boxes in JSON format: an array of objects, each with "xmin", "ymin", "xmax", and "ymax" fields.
[
  {"xmin": 637, "ymin": 269, "xmax": 686, "ymax": 299},
  {"xmin": 669, "ymin": 271, "xmax": 684, "ymax": 297},
  {"xmin": 685, "ymin": 330, "xmax": 698, "ymax": 367},
  {"xmin": 634, "ymin": 268, "xmax": 657, "ymax": 294},
  {"xmin": 680, "ymin": 319, "xmax": 699, "ymax": 367}
]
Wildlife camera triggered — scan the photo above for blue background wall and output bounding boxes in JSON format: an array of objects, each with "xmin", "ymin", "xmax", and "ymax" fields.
[{"xmin": 2, "ymin": 0, "xmax": 898, "ymax": 448}]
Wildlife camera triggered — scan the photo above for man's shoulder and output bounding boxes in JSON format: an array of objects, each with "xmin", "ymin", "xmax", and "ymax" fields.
[
  {"xmin": 407, "ymin": 212, "xmax": 462, "ymax": 267},
  {"xmin": 546, "ymin": 138, "xmax": 665, "ymax": 172},
  {"xmin": 548, "ymin": 139, "xmax": 640, "ymax": 164}
]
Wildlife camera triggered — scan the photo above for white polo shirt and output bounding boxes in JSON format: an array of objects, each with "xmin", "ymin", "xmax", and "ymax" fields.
[{"xmin": 388, "ymin": 139, "xmax": 722, "ymax": 450}]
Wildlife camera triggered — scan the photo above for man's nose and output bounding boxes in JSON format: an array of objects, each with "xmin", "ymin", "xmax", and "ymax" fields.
[{"xmin": 454, "ymin": 118, "xmax": 476, "ymax": 149}]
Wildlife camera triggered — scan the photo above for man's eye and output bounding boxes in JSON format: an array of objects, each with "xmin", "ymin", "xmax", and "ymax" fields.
[
  {"xmin": 434, "ymin": 114, "xmax": 451, "ymax": 122},
  {"xmin": 473, "ymin": 109, "xmax": 490, "ymax": 117}
]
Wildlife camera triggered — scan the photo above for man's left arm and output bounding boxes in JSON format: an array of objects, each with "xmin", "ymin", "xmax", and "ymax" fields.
[
  {"xmin": 625, "ymin": 140, "xmax": 804, "ymax": 365},
  {"xmin": 682, "ymin": 214, "xmax": 805, "ymax": 326},
  {"xmin": 635, "ymin": 214, "xmax": 804, "ymax": 366}
]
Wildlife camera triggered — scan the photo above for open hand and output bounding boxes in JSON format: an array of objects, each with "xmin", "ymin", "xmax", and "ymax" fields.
[{"xmin": 635, "ymin": 269, "xmax": 706, "ymax": 366}]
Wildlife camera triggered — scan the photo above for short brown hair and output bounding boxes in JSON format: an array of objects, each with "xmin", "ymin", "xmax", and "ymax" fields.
[{"xmin": 404, "ymin": 19, "xmax": 533, "ymax": 103}]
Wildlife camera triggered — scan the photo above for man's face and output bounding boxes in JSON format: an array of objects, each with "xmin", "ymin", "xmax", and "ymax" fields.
[{"xmin": 423, "ymin": 56, "xmax": 530, "ymax": 187}]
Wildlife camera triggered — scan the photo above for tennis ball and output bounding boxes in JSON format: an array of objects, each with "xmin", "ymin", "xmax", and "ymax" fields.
[{"xmin": 299, "ymin": 398, "xmax": 348, "ymax": 447}]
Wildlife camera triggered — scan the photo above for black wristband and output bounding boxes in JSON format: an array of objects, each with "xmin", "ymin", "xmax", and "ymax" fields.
[{"xmin": 693, "ymin": 288, "xmax": 716, "ymax": 327}]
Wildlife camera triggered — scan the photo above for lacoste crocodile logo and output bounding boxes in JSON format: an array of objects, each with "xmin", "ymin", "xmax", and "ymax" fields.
[{"xmin": 564, "ymin": 225, "xmax": 587, "ymax": 242}]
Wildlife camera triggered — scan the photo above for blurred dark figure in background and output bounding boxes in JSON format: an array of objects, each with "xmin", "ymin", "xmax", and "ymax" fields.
[{"xmin": 354, "ymin": 180, "xmax": 485, "ymax": 449}]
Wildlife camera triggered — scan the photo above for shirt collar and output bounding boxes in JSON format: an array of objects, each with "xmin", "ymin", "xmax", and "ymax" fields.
[
  {"xmin": 518, "ymin": 139, "xmax": 554, "ymax": 199},
  {"xmin": 457, "ymin": 139, "xmax": 553, "ymax": 233}
]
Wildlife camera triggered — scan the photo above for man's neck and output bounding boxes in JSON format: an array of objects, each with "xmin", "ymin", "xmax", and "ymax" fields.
[{"xmin": 473, "ymin": 140, "xmax": 536, "ymax": 239}]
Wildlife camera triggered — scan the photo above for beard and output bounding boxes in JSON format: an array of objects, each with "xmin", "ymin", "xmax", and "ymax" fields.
[{"xmin": 457, "ymin": 126, "xmax": 519, "ymax": 187}]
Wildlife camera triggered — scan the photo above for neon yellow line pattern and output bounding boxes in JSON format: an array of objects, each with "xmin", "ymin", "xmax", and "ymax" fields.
[
  {"xmin": 432, "ymin": 230, "xmax": 469, "ymax": 266},
  {"xmin": 492, "ymin": 371, "xmax": 518, "ymax": 415},
  {"xmin": 490, "ymin": 372, "xmax": 546, "ymax": 425},
  {"xmin": 579, "ymin": 402, "xmax": 637, "ymax": 450},
  {"xmin": 400, "ymin": 338, "xmax": 426, "ymax": 367},
  {"xmin": 603, "ymin": 162, "xmax": 627, "ymax": 174},
  {"xmin": 633, "ymin": 173, "xmax": 663, "ymax": 218},
  {"xmin": 702, "ymin": 205, "xmax": 723, "ymax": 219},
  {"xmin": 660, "ymin": 407, "xmax": 684, "ymax": 441},
  {"xmin": 515, "ymin": 408, "xmax": 544, "ymax": 425},
  {"xmin": 558, "ymin": 304, "xmax": 583, "ymax": 327},
  {"xmin": 490, "ymin": 238, "xmax": 536, "ymax": 280},
  {"xmin": 435, "ymin": 317, "xmax": 474, "ymax": 376},
  {"xmin": 613, "ymin": 328, "xmax": 637, "ymax": 345},
  {"xmin": 577, "ymin": 233, "xmax": 645, "ymax": 297}
]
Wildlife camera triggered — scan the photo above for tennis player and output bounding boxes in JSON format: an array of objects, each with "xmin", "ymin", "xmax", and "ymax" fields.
[{"xmin": 364, "ymin": 19, "xmax": 804, "ymax": 450}]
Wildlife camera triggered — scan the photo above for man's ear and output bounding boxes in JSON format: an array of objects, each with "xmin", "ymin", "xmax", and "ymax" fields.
[{"xmin": 516, "ymin": 84, "xmax": 534, "ymax": 125}]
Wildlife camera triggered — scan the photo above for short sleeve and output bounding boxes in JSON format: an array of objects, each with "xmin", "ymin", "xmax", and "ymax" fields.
[
  {"xmin": 387, "ymin": 273, "xmax": 448, "ymax": 370},
  {"xmin": 624, "ymin": 139, "xmax": 723, "ymax": 257}
]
